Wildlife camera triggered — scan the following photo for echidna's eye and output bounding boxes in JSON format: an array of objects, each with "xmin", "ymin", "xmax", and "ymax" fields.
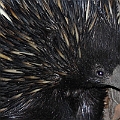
[
  {"xmin": 94, "ymin": 66, "xmax": 105, "ymax": 77},
  {"xmin": 96, "ymin": 70, "xmax": 104, "ymax": 77}
]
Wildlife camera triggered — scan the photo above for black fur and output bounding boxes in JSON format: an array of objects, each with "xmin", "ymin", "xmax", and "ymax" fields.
[{"xmin": 0, "ymin": 0, "xmax": 120, "ymax": 120}]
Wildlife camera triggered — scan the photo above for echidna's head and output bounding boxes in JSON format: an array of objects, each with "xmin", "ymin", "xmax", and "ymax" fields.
[{"xmin": 60, "ymin": 18, "xmax": 120, "ymax": 90}]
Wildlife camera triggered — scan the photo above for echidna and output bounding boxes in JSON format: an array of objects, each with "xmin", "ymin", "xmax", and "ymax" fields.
[{"xmin": 0, "ymin": 0, "xmax": 120, "ymax": 120}]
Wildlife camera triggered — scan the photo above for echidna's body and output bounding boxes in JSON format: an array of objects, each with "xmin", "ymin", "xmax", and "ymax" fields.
[{"xmin": 0, "ymin": 0, "xmax": 120, "ymax": 120}]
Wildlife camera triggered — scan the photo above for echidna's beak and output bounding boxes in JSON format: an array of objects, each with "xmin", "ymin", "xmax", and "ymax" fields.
[{"xmin": 104, "ymin": 65, "xmax": 120, "ymax": 89}]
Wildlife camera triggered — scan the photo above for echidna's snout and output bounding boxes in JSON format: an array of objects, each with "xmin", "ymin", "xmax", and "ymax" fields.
[{"xmin": 104, "ymin": 65, "xmax": 120, "ymax": 89}]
